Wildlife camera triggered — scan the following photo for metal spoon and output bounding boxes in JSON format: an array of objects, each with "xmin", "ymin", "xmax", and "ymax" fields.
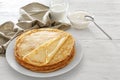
[{"xmin": 85, "ymin": 15, "xmax": 112, "ymax": 40}]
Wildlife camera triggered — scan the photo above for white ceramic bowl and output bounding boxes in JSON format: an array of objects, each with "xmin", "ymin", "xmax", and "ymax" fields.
[{"xmin": 68, "ymin": 11, "xmax": 92, "ymax": 29}]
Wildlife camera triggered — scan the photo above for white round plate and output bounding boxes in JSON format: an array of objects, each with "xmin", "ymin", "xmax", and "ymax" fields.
[{"xmin": 6, "ymin": 38, "xmax": 83, "ymax": 78}]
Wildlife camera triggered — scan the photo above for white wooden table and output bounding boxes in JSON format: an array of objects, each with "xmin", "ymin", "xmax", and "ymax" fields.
[{"xmin": 0, "ymin": 0, "xmax": 120, "ymax": 80}]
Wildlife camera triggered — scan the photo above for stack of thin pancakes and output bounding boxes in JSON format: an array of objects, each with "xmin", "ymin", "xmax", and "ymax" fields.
[{"xmin": 14, "ymin": 28, "xmax": 75, "ymax": 72}]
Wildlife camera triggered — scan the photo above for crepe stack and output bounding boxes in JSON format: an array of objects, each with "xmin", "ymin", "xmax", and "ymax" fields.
[{"xmin": 14, "ymin": 28, "xmax": 75, "ymax": 72}]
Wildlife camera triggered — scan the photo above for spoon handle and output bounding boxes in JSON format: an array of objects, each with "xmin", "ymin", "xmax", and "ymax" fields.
[{"xmin": 85, "ymin": 15, "xmax": 112, "ymax": 40}]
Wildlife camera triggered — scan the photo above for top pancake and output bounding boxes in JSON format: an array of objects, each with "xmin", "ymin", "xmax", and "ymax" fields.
[{"xmin": 15, "ymin": 28, "xmax": 75, "ymax": 66}]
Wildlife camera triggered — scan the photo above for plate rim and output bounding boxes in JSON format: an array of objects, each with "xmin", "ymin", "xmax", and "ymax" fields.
[{"xmin": 6, "ymin": 38, "xmax": 83, "ymax": 78}]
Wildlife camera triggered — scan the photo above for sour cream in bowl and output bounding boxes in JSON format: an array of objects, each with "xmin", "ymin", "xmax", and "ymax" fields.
[{"xmin": 68, "ymin": 11, "xmax": 92, "ymax": 29}]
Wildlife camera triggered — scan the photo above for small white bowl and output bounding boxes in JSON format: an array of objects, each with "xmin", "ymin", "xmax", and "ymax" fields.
[{"xmin": 68, "ymin": 11, "xmax": 92, "ymax": 29}]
